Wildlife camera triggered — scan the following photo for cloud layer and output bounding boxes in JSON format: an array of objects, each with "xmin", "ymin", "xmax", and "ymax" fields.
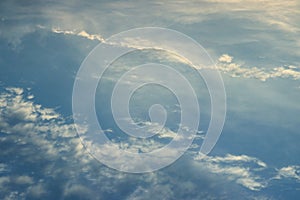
[
  {"xmin": 0, "ymin": 87, "xmax": 299, "ymax": 199},
  {"xmin": 49, "ymin": 28, "xmax": 300, "ymax": 83}
]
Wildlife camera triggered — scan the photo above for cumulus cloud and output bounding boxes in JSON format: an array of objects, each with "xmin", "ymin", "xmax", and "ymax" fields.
[
  {"xmin": 218, "ymin": 54, "xmax": 233, "ymax": 63},
  {"xmin": 0, "ymin": 87, "xmax": 90, "ymax": 198},
  {"xmin": 0, "ymin": 87, "xmax": 37, "ymax": 124}
]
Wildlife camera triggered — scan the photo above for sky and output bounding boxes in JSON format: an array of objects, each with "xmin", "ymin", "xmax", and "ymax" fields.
[{"xmin": 0, "ymin": 0, "xmax": 300, "ymax": 199}]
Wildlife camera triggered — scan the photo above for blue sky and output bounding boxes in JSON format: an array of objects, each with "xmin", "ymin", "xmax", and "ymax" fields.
[{"xmin": 0, "ymin": 0, "xmax": 300, "ymax": 199}]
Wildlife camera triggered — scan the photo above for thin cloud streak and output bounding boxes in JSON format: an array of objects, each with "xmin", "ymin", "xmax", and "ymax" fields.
[{"xmin": 49, "ymin": 27, "xmax": 300, "ymax": 82}]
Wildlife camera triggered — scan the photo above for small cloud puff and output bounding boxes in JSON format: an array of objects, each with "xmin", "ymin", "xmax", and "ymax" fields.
[
  {"xmin": 275, "ymin": 165, "xmax": 300, "ymax": 181},
  {"xmin": 218, "ymin": 54, "xmax": 233, "ymax": 63}
]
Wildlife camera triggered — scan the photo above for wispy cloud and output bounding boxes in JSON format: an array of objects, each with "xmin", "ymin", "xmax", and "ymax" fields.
[
  {"xmin": 217, "ymin": 54, "xmax": 300, "ymax": 81},
  {"xmin": 49, "ymin": 27, "xmax": 300, "ymax": 83},
  {"xmin": 158, "ymin": 0, "xmax": 300, "ymax": 33},
  {"xmin": 194, "ymin": 154, "xmax": 268, "ymax": 191},
  {"xmin": 52, "ymin": 28, "xmax": 105, "ymax": 42},
  {"xmin": 1, "ymin": 0, "xmax": 299, "ymax": 63}
]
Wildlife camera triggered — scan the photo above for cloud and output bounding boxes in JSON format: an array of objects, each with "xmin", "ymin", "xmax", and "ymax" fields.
[
  {"xmin": 0, "ymin": 0, "xmax": 299, "ymax": 197},
  {"xmin": 47, "ymin": 27, "xmax": 300, "ymax": 82},
  {"xmin": 194, "ymin": 154, "xmax": 268, "ymax": 191},
  {"xmin": 0, "ymin": 87, "xmax": 182, "ymax": 197},
  {"xmin": 52, "ymin": 28, "xmax": 105, "ymax": 42},
  {"xmin": 217, "ymin": 54, "xmax": 300, "ymax": 81},
  {"xmin": 27, "ymin": 183, "xmax": 47, "ymax": 198},
  {"xmin": 158, "ymin": 0, "xmax": 300, "ymax": 33},
  {"xmin": 275, "ymin": 165, "xmax": 300, "ymax": 181},
  {"xmin": 0, "ymin": 163, "xmax": 8, "ymax": 173},
  {"xmin": 0, "ymin": 87, "xmax": 92, "ymax": 198},
  {"xmin": 2, "ymin": 0, "xmax": 299, "ymax": 53},
  {"xmin": 0, "ymin": 87, "xmax": 38, "ymax": 123},
  {"xmin": 0, "ymin": 177, "xmax": 10, "ymax": 188},
  {"xmin": 219, "ymin": 54, "xmax": 233, "ymax": 63},
  {"xmin": 63, "ymin": 184, "xmax": 94, "ymax": 199},
  {"xmin": 0, "ymin": 87, "xmax": 298, "ymax": 199},
  {"xmin": 0, "ymin": 87, "xmax": 248, "ymax": 198},
  {"xmin": 200, "ymin": 153, "xmax": 267, "ymax": 168},
  {"xmin": 271, "ymin": 67, "xmax": 300, "ymax": 80},
  {"xmin": 14, "ymin": 175, "xmax": 34, "ymax": 185}
]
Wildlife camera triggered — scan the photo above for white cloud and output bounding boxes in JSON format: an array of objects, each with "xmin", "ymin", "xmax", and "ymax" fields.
[
  {"xmin": 0, "ymin": 88, "xmax": 38, "ymax": 123},
  {"xmin": 217, "ymin": 55, "xmax": 300, "ymax": 81},
  {"xmin": 0, "ymin": 87, "xmax": 98, "ymax": 198},
  {"xmin": 200, "ymin": 153, "xmax": 267, "ymax": 168},
  {"xmin": 218, "ymin": 54, "xmax": 233, "ymax": 63},
  {"xmin": 0, "ymin": 177, "xmax": 10, "ymax": 187},
  {"xmin": 38, "ymin": 108, "xmax": 60, "ymax": 121},
  {"xmin": 0, "ymin": 163, "xmax": 8, "ymax": 173},
  {"xmin": 0, "ymin": 87, "xmax": 298, "ymax": 198},
  {"xmin": 1, "ymin": 0, "xmax": 299, "ymax": 64},
  {"xmin": 50, "ymin": 28, "xmax": 197, "ymax": 72},
  {"xmin": 158, "ymin": 0, "xmax": 300, "ymax": 33},
  {"xmin": 0, "ymin": 87, "xmax": 81, "ymax": 161},
  {"xmin": 271, "ymin": 67, "xmax": 300, "ymax": 80},
  {"xmin": 63, "ymin": 184, "xmax": 94, "ymax": 199},
  {"xmin": 48, "ymin": 28, "xmax": 300, "ymax": 82},
  {"xmin": 194, "ymin": 154, "xmax": 268, "ymax": 191},
  {"xmin": 27, "ymin": 183, "xmax": 47, "ymax": 198},
  {"xmin": 275, "ymin": 165, "xmax": 300, "ymax": 181},
  {"xmin": 14, "ymin": 175, "xmax": 34, "ymax": 185},
  {"xmin": 77, "ymin": 30, "xmax": 105, "ymax": 42},
  {"xmin": 52, "ymin": 28, "xmax": 105, "ymax": 42},
  {"xmin": 126, "ymin": 185, "xmax": 173, "ymax": 200},
  {"xmin": 27, "ymin": 94, "xmax": 34, "ymax": 100},
  {"xmin": 6, "ymin": 87, "xmax": 23, "ymax": 95}
]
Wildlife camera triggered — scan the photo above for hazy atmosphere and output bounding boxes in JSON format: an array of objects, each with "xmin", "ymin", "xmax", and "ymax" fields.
[{"xmin": 0, "ymin": 0, "xmax": 300, "ymax": 199}]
